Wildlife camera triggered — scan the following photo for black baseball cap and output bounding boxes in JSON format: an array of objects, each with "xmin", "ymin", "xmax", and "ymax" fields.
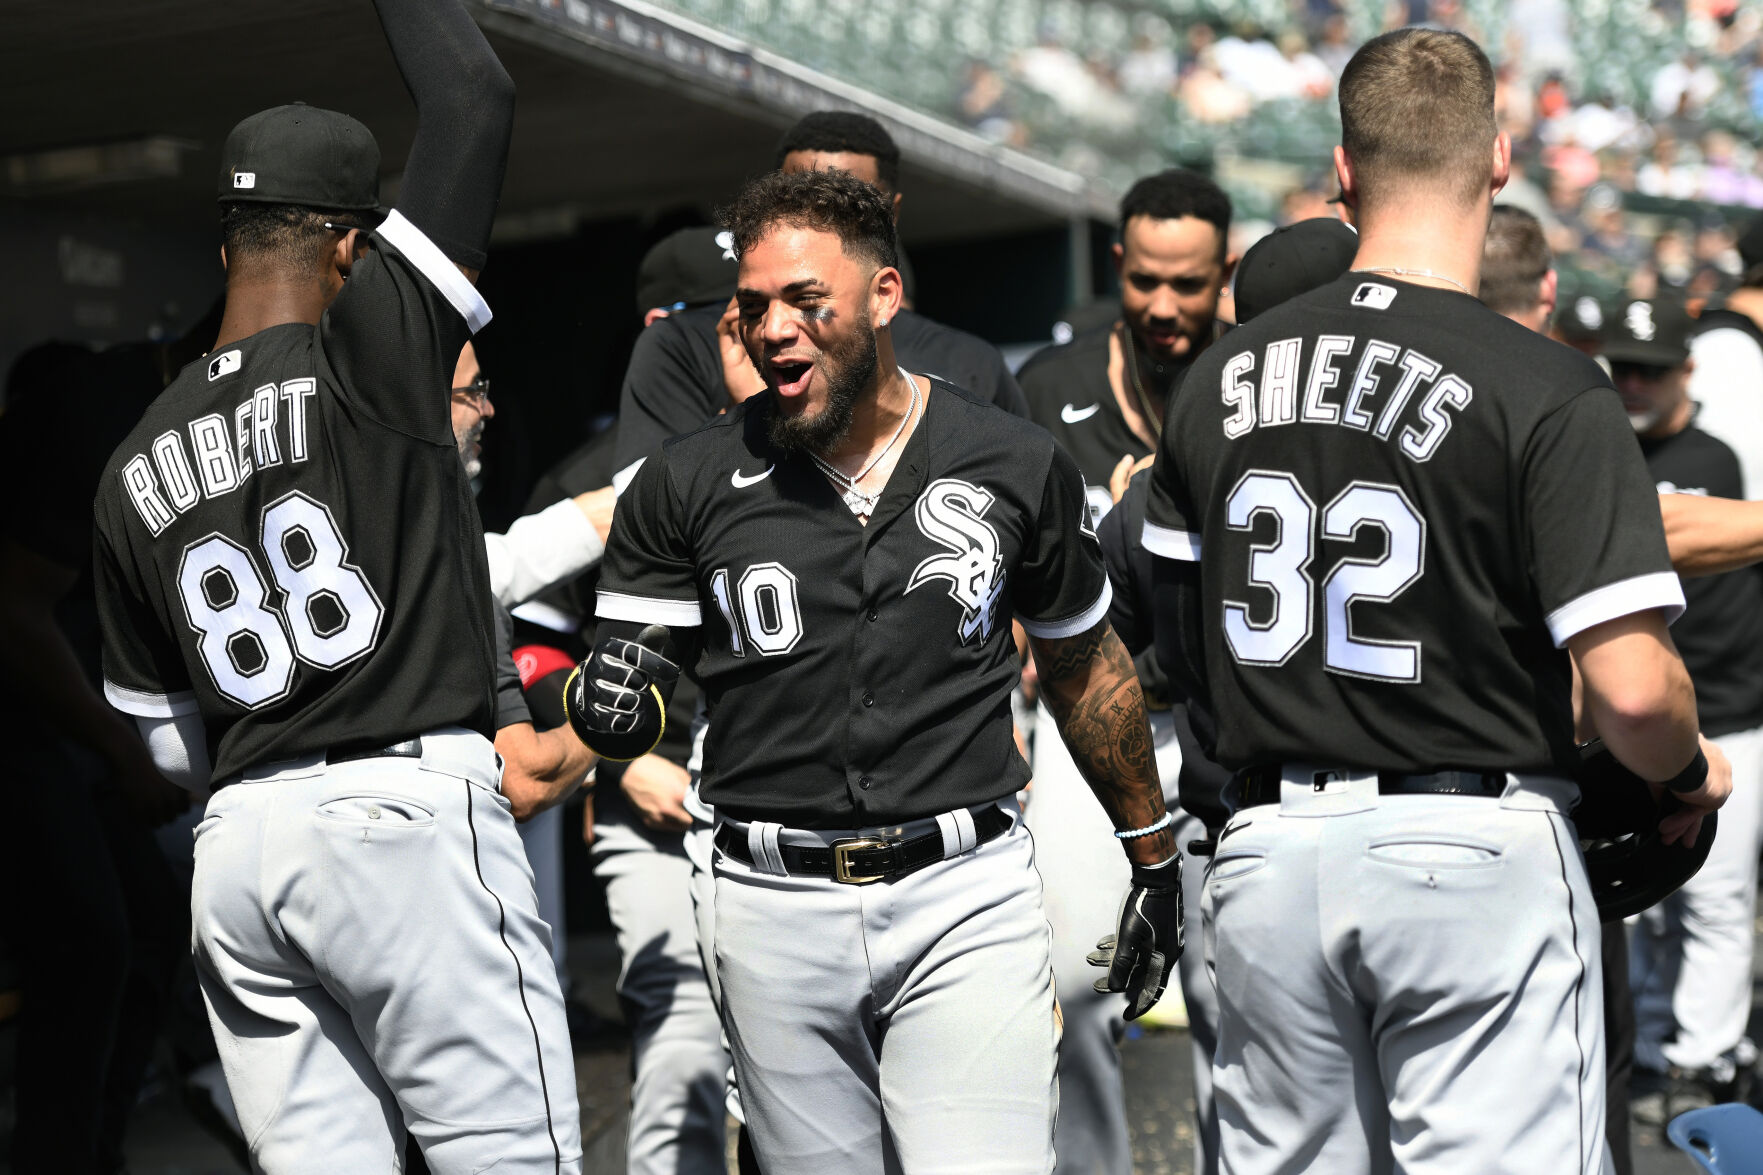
[
  {"xmin": 218, "ymin": 102, "xmax": 385, "ymax": 216},
  {"xmin": 635, "ymin": 227, "xmax": 740, "ymax": 315},
  {"xmin": 1554, "ymin": 294, "xmax": 1606, "ymax": 344},
  {"xmin": 1600, "ymin": 297, "xmax": 1693, "ymax": 367},
  {"xmin": 1233, "ymin": 217, "xmax": 1359, "ymax": 323}
]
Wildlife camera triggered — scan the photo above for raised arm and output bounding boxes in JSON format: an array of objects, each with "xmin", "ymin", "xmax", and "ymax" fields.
[{"xmin": 372, "ymin": 0, "xmax": 515, "ymax": 279}]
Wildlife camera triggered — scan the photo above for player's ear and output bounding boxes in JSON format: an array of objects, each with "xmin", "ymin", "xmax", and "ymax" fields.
[
  {"xmin": 219, "ymin": 244, "xmax": 230, "ymax": 274},
  {"xmin": 1333, "ymin": 145, "xmax": 1358, "ymax": 213},
  {"xmin": 1539, "ymin": 268, "xmax": 1559, "ymax": 321},
  {"xmin": 1111, "ymin": 241, "xmax": 1125, "ymax": 278},
  {"xmin": 872, "ymin": 264, "xmax": 904, "ymax": 327},
  {"xmin": 329, "ymin": 228, "xmax": 366, "ymax": 280},
  {"xmin": 1491, "ymin": 131, "xmax": 1512, "ymax": 199},
  {"xmin": 890, "ymin": 191, "xmax": 904, "ymax": 225}
]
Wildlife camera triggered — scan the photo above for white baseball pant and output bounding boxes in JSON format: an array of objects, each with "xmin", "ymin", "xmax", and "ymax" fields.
[
  {"xmin": 1631, "ymin": 722, "xmax": 1763, "ymax": 1081},
  {"xmin": 1026, "ymin": 701, "xmax": 1219, "ymax": 1175},
  {"xmin": 713, "ymin": 802, "xmax": 1059, "ymax": 1175},
  {"xmin": 191, "ymin": 727, "xmax": 582, "ymax": 1174},
  {"xmin": 1206, "ymin": 770, "xmax": 1609, "ymax": 1175},
  {"xmin": 589, "ymin": 787, "xmax": 728, "ymax": 1173}
]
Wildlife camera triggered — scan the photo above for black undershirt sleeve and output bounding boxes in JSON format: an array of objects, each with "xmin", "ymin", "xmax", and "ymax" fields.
[{"xmin": 372, "ymin": 0, "xmax": 514, "ymax": 270}]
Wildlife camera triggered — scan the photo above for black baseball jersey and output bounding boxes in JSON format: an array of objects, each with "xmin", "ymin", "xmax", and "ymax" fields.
[
  {"xmin": 1097, "ymin": 468, "xmax": 1231, "ymax": 829},
  {"xmin": 1018, "ymin": 325, "xmax": 1166, "ymax": 526},
  {"xmin": 1145, "ymin": 274, "xmax": 1683, "ymax": 776},
  {"xmin": 1640, "ymin": 425, "xmax": 1763, "ymax": 736},
  {"xmin": 598, "ymin": 378, "xmax": 1109, "ymax": 827},
  {"xmin": 611, "ymin": 306, "xmax": 1030, "ymax": 472},
  {"xmin": 94, "ymin": 212, "xmax": 500, "ymax": 783}
]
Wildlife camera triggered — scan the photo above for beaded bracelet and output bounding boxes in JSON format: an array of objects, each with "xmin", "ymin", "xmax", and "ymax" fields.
[{"xmin": 1114, "ymin": 811, "xmax": 1174, "ymax": 840}]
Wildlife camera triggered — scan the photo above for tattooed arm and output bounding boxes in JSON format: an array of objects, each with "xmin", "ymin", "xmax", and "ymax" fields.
[{"xmin": 1030, "ymin": 618, "xmax": 1174, "ymax": 866}]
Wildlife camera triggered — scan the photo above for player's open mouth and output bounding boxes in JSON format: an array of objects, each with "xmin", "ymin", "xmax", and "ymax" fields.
[{"xmin": 771, "ymin": 359, "xmax": 814, "ymax": 399}]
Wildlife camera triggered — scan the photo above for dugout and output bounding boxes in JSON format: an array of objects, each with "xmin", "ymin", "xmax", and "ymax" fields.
[{"xmin": 1, "ymin": 0, "xmax": 1111, "ymax": 527}]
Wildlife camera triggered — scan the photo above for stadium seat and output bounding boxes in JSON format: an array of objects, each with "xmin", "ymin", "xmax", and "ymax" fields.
[{"xmin": 1667, "ymin": 1103, "xmax": 1763, "ymax": 1174}]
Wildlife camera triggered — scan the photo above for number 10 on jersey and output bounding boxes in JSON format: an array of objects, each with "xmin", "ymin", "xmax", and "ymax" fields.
[{"xmin": 1224, "ymin": 472, "xmax": 1425, "ymax": 683}]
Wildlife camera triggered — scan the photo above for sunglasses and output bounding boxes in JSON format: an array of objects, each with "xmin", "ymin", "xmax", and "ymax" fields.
[
  {"xmin": 1610, "ymin": 360, "xmax": 1673, "ymax": 381},
  {"xmin": 451, "ymin": 378, "xmax": 492, "ymax": 409}
]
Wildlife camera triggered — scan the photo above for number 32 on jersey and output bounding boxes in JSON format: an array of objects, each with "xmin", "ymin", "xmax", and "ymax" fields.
[
  {"xmin": 177, "ymin": 490, "xmax": 384, "ymax": 708},
  {"xmin": 1224, "ymin": 471, "xmax": 1425, "ymax": 683}
]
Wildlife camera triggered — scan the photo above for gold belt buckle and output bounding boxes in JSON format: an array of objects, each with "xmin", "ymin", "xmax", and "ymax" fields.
[{"xmin": 832, "ymin": 836, "xmax": 892, "ymax": 885}]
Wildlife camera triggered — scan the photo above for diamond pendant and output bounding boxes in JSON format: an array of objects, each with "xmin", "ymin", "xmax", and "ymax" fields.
[{"xmin": 842, "ymin": 486, "xmax": 879, "ymax": 515}]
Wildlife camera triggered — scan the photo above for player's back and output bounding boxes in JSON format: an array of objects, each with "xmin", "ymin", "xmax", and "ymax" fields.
[
  {"xmin": 94, "ymin": 227, "xmax": 499, "ymax": 783},
  {"xmin": 1152, "ymin": 274, "xmax": 1677, "ymax": 776}
]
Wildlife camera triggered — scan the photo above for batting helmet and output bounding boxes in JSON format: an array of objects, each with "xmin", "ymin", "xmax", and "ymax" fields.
[{"xmin": 1573, "ymin": 740, "xmax": 1717, "ymax": 921}]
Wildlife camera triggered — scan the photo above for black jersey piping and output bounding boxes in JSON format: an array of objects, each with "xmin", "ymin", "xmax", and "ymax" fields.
[
  {"xmin": 1547, "ymin": 811, "xmax": 1590, "ymax": 1173},
  {"xmin": 463, "ymin": 780, "xmax": 562, "ymax": 1172}
]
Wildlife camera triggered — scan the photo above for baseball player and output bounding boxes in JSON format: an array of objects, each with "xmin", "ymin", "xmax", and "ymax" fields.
[
  {"xmin": 1145, "ymin": 28, "xmax": 1728, "ymax": 1174},
  {"xmin": 1014, "ymin": 167, "xmax": 1234, "ymax": 1175},
  {"xmin": 1603, "ymin": 298, "xmax": 1763, "ymax": 1123},
  {"xmin": 1018, "ymin": 168, "xmax": 1234, "ymax": 528},
  {"xmin": 90, "ymin": 3, "xmax": 584, "ymax": 1171},
  {"xmin": 1477, "ymin": 203, "xmax": 1639, "ymax": 1175},
  {"xmin": 611, "ymin": 111, "xmax": 1029, "ymax": 477},
  {"xmin": 567, "ymin": 167, "xmax": 1180, "ymax": 1174}
]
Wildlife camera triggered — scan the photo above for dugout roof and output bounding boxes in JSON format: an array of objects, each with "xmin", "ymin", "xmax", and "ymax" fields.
[{"xmin": 1, "ymin": 0, "xmax": 1103, "ymax": 246}]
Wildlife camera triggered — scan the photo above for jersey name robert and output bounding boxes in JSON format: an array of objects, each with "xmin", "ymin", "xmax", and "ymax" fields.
[
  {"xmin": 1216, "ymin": 335, "xmax": 1470, "ymax": 462},
  {"xmin": 119, "ymin": 377, "xmax": 318, "ymax": 537}
]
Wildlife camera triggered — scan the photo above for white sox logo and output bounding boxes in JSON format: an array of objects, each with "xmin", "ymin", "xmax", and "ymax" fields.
[{"xmin": 908, "ymin": 478, "xmax": 1005, "ymax": 643}]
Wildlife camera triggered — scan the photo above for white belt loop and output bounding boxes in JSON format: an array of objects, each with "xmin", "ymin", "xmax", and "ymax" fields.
[
  {"xmin": 935, "ymin": 807, "xmax": 979, "ymax": 858},
  {"xmin": 747, "ymin": 821, "xmax": 788, "ymax": 875}
]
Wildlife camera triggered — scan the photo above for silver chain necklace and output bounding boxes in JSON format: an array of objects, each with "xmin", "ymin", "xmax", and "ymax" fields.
[
  {"xmin": 810, "ymin": 368, "xmax": 921, "ymax": 518},
  {"xmin": 1357, "ymin": 266, "xmax": 1472, "ymax": 296}
]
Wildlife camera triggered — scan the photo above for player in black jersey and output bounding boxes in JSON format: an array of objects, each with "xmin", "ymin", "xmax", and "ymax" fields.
[
  {"xmin": 91, "ymin": 3, "xmax": 582, "ymax": 1171},
  {"xmin": 611, "ymin": 111, "xmax": 1028, "ymax": 474},
  {"xmin": 1146, "ymin": 29, "xmax": 1727, "ymax": 1174},
  {"xmin": 570, "ymin": 168, "xmax": 1179, "ymax": 1173},
  {"xmin": 1602, "ymin": 297, "xmax": 1763, "ymax": 1123},
  {"xmin": 1019, "ymin": 169, "xmax": 1234, "ymax": 527},
  {"xmin": 1013, "ymin": 167, "xmax": 1233, "ymax": 1175}
]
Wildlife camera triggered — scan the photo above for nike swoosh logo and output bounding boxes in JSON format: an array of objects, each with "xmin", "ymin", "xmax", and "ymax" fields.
[
  {"xmin": 731, "ymin": 465, "xmax": 775, "ymax": 488},
  {"xmin": 1061, "ymin": 402, "xmax": 1100, "ymax": 423}
]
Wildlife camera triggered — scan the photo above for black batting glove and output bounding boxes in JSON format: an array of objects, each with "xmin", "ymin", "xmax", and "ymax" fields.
[
  {"xmin": 1088, "ymin": 852, "xmax": 1184, "ymax": 1020},
  {"xmin": 564, "ymin": 629, "xmax": 681, "ymax": 762}
]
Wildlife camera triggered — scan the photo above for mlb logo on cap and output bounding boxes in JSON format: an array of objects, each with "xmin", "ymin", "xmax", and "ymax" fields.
[
  {"xmin": 1352, "ymin": 282, "xmax": 1397, "ymax": 310},
  {"xmin": 232, "ymin": 171, "xmax": 256, "ymax": 190}
]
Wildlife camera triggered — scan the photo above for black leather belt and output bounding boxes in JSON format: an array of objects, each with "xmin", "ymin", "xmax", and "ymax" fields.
[
  {"xmin": 715, "ymin": 805, "xmax": 1012, "ymax": 885},
  {"xmin": 330, "ymin": 739, "xmax": 423, "ymax": 766},
  {"xmin": 1235, "ymin": 764, "xmax": 1505, "ymax": 809}
]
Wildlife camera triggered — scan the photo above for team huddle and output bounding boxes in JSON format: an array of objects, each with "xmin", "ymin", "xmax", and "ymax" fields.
[{"xmin": 91, "ymin": 3, "xmax": 1741, "ymax": 1174}]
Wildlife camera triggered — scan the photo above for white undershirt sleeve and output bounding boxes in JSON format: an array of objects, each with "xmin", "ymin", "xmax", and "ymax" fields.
[
  {"xmin": 482, "ymin": 497, "xmax": 608, "ymax": 608},
  {"xmin": 135, "ymin": 710, "xmax": 213, "ymax": 797}
]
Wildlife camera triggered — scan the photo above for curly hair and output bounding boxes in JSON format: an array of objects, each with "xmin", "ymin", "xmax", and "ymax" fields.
[{"xmin": 721, "ymin": 169, "xmax": 898, "ymax": 272}]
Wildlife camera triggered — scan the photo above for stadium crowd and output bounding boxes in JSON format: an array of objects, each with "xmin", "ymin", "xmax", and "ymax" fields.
[{"xmin": 8, "ymin": 7, "xmax": 1763, "ymax": 1175}]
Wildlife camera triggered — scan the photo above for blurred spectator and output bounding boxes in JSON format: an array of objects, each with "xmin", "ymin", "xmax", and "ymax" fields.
[
  {"xmin": 1118, "ymin": 32, "xmax": 1176, "ymax": 97},
  {"xmin": 1652, "ymin": 50, "xmax": 1722, "ymax": 122},
  {"xmin": 959, "ymin": 61, "xmax": 1019, "ymax": 144},
  {"xmin": 1312, "ymin": 14, "xmax": 1355, "ymax": 78}
]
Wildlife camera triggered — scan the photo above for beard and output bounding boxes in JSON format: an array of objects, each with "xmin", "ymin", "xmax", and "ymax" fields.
[
  {"xmin": 457, "ymin": 420, "xmax": 486, "ymax": 479},
  {"xmin": 767, "ymin": 306, "xmax": 879, "ymax": 455}
]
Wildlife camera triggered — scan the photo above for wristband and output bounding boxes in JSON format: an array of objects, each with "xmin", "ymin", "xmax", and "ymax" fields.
[
  {"xmin": 1114, "ymin": 811, "xmax": 1173, "ymax": 840},
  {"xmin": 1663, "ymin": 747, "xmax": 1709, "ymax": 795}
]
